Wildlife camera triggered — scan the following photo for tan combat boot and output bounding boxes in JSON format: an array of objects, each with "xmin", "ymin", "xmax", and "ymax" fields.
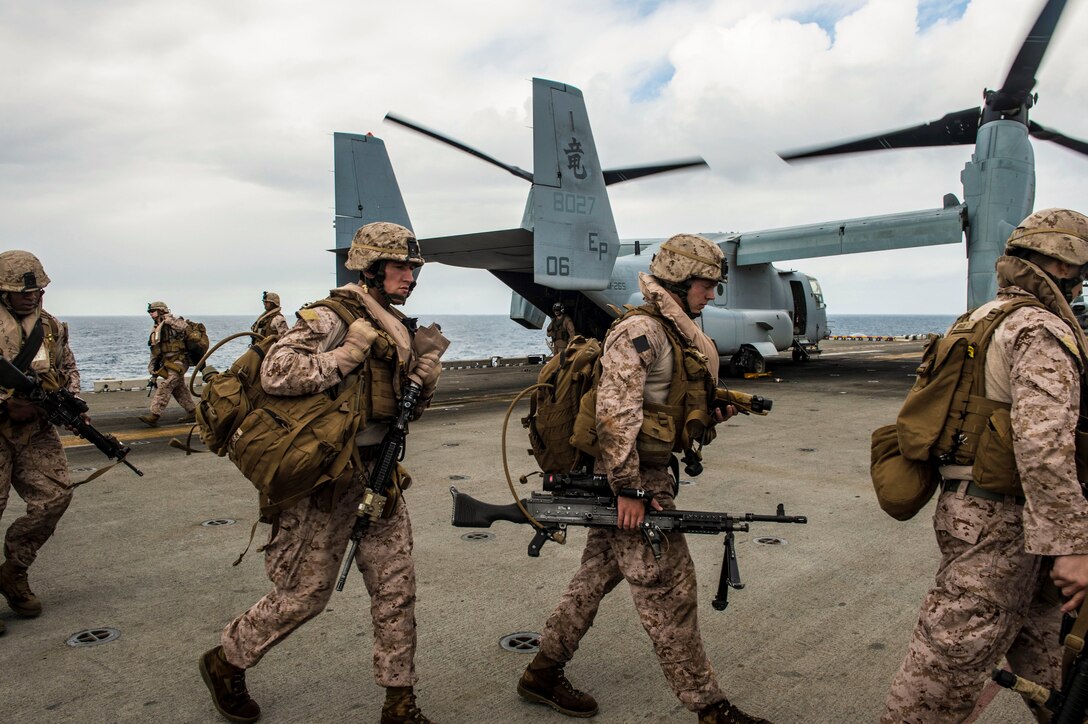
[
  {"xmin": 0, "ymin": 561, "xmax": 42, "ymax": 617},
  {"xmin": 697, "ymin": 698, "xmax": 771, "ymax": 724},
  {"xmin": 138, "ymin": 413, "xmax": 160, "ymax": 427},
  {"xmin": 178, "ymin": 410, "xmax": 196, "ymax": 424},
  {"xmin": 199, "ymin": 646, "xmax": 261, "ymax": 723},
  {"xmin": 517, "ymin": 653, "xmax": 598, "ymax": 718},
  {"xmin": 381, "ymin": 686, "xmax": 432, "ymax": 724}
]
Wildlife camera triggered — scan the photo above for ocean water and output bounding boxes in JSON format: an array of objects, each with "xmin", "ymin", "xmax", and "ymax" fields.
[
  {"xmin": 65, "ymin": 315, "xmax": 552, "ymax": 390},
  {"xmin": 63, "ymin": 313, "xmax": 956, "ymax": 390}
]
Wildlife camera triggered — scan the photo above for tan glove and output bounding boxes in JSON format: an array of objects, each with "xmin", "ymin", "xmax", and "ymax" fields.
[
  {"xmin": 332, "ymin": 319, "xmax": 380, "ymax": 376},
  {"xmin": 408, "ymin": 323, "xmax": 450, "ymax": 391}
]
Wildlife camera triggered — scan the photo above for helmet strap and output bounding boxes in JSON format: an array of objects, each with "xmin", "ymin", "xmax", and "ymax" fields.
[{"xmin": 658, "ymin": 278, "xmax": 700, "ymax": 319}]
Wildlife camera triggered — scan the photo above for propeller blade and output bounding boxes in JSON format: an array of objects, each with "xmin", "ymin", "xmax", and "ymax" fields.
[
  {"xmin": 779, "ymin": 108, "xmax": 981, "ymax": 162},
  {"xmin": 384, "ymin": 113, "xmax": 533, "ymax": 183},
  {"xmin": 1000, "ymin": 0, "xmax": 1067, "ymax": 98},
  {"xmin": 1029, "ymin": 120, "xmax": 1088, "ymax": 157},
  {"xmin": 602, "ymin": 158, "xmax": 708, "ymax": 185}
]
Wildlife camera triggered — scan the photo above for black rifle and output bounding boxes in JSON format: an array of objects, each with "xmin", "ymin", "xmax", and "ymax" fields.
[
  {"xmin": 450, "ymin": 472, "xmax": 806, "ymax": 610},
  {"xmin": 335, "ymin": 380, "xmax": 422, "ymax": 592},
  {"xmin": 146, "ymin": 376, "xmax": 156, "ymax": 397},
  {"xmin": 992, "ymin": 599, "xmax": 1088, "ymax": 722},
  {"xmin": 0, "ymin": 357, "xmax": 143, "ymax": 477}
]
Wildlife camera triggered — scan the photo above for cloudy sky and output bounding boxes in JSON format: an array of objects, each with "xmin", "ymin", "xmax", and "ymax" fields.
[{"xmin": 4, "ymin": 0, "xmax": 1086, "ymax": 319}]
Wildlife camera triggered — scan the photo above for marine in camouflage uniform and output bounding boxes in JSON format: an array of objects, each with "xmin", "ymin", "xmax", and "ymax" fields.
[
  {"xmin": 139, "ymin": 301, "xmax": 196, "ymax": 426},
  {"xmin": 251, "ymin": 291, "xmax": 288, "ymax": 339},
  {"xmin": 546, "ymin": 302, "xmax": 577, "ymax": 355},
  {"xmin": 200, "ymin": 222, "xmax": 446, "ymax": 724},
  {"xmin": 0, "ymin": 251, "xmax": 81, "ymax": 632},
  {"xmin": 519, "ymin": 235, "xmax": 769, "ymax": 724},
  {"xmin": 882, "ymin": 209, "xmax": 1088, "ymax": 723}
]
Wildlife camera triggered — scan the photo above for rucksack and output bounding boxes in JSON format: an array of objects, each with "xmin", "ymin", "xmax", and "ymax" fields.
[
  {"xmin": 522, "ymin": 306, "xmax": 716, "ymax": 475},
  {"xmin": 195, "ymin": 298, "xmax": 370, "ymax": 519},
  {"xmin": 870, "ymin": 297, "xmax": 1043, "ymax": 519},
  {"xmin": 523, "ymin": 335, "xmax": 602, "ymax": 473},
  {"xmin": 181, "ymin": 319, "xmax": 210, "ymax": 365}
]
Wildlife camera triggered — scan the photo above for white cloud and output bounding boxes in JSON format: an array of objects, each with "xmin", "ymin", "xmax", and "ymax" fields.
[{"xmin": 2, "ymin": 0, "xmax": 1086, "ymax": 318}]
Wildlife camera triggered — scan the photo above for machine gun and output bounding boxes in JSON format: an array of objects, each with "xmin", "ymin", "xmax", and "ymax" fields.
[
  {"xmin": 715, "ymin": 387, "xmax": 772, "ymax": 417},
  {"xmin": 450, "ymin": 471, "xmax": 806, "ymax": 610},
  {"xmin": 0, "ymin": 358, "xmax": 143, "ymax": 477},
  {"xmin": 335, "ymin": 380, "xmax": 422, "ymax": 592},
  {"xmin": 991, "ymin": 598, "xmax": 1088, "ymax": 723}
]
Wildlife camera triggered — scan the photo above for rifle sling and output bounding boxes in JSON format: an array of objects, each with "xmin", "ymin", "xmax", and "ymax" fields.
[
  {"xmin": 1062, "ymin": 596, "xmax": 1088, "ymax": 675},
  {"xmin": 11, "ymin": 319, "xmax": 44, "ymax": 373}
]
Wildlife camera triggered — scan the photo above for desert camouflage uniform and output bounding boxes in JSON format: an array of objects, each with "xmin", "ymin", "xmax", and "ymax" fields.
[
  {"xmin": 0, "ymin": 305, "xmax": 80, "ymax": 570},
  {"xmin": 147, "ymin": 313, "xmax": 196, "ymax": 416},
  {"xmin": 546, "ymin": 313, "xmax": 577, "ymax": 355},
  {"xmin": 251, "ymin": 307, "xmax": 288, "ymax": 339},
  {"xmin": 536, "ymin": 279, "xmax": 726, "ymax": 713},
  {"xmin": 882, "ymin": 279, "xmax": 1088, "ymax": 723},
  {"xmin": 219, "ymin": 283, "xmax": 435, "ymax": 688}
]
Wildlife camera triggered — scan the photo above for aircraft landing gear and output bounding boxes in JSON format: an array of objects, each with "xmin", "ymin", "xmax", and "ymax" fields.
[{"xmin": 728, "ymin": 345, "xmax": 765, "ymax": 376}]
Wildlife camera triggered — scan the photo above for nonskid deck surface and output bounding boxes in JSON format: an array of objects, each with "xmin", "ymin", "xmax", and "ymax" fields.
[{"xmin": 2, "ymin": 341, "xmax": 1032, "ymax": 723}]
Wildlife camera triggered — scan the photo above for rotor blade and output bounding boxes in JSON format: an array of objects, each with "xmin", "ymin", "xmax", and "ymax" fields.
[
  {"xmin": 779, "ymin": 108, "xmax": 981, "ymax": 162},
  {"xmin": 1000, "ymin": 0, "xmax": 1067, "ymax": 97},
  {"xmin": 1029, "ymin": 120, "xmax": 1088, "ymax": 157},
  {"xmin": 602, "ymin": 158, "xmax": 708, "ymax": 185},
  {"xmin": 384, "ymin": 113, "xmax": 533, "ymax": 183}
]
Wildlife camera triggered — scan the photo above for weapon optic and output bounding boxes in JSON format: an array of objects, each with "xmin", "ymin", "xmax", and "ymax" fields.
[
  {"xmin": 0, "ymin": 357, "xmax": 142, "ymax": 477},
  {"xmin": 450, "ymin": 472, "xmax": 806, "ymax": 611}
]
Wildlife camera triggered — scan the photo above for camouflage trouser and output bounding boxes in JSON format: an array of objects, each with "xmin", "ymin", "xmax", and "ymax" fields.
[
  {"xmin": 881, "ymin": 489, "xmax": 1062, "ymax": 723},
  {"xmin": 537, "ymin": 468, "xmax": 724, "ymax": 712},
  {"xmin": 150, "ymin": 367, "xmax": 195, "ymax": 416},
  {"xmin": 221, "ymin": 464, "xmax": 417, "ymax": 687},
  {"xmin": 0, "ymin": 422, "xmax": 73, "ymax": 569}
]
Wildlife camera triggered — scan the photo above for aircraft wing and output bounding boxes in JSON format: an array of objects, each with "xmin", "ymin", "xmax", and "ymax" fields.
[
  {"xmin": 734, "ymin": 203, "xmax": 966, "ymax": 265},
  {"xmin": 418, "ymin": 228, "xmax": 534, "ymax": 272}
]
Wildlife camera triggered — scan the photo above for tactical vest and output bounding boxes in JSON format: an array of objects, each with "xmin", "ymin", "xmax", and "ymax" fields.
[
  {"xmin": 149, "ymin": 318, "xmax": 187, "ymax": 366},
  {"xmin": 251, "ymin": 308, "xmax": 283, "ymax": 339},
  {"xmin": 315, "ymin": 288, "xmax": 406, "ymax": 427},
  {"xmin": 570, "ymin": 305, "xmax": 716, "ymax": 469},
  {"xmin": 897, "ymin": 297, "xmax": 1044, "ymax": 497},
  {"xmin": 0, "ymin": 307, "xmax": 66, "ymax": 392}
]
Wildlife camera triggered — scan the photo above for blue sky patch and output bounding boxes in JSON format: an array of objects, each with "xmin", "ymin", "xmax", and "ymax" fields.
[
  {"xmin": 632, "ymin": 61, "xmax": 676, "ymax": 102},
  {"xmin": 917, "ymin": 0, "xmax": 969, "ymax": 31}
]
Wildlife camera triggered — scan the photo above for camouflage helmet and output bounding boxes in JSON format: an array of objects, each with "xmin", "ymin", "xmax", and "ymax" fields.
[
  {"xmin": 649, "ymin": 234, "xmax": 727, "ymax": 284},
  {"xmin": 0, "ymin": 250, "xmax": 50, "ymax": 292},
  {"xmin": 262, "ymin": 291, "xmax": 281, "ymax": 305},
  {"xmin": 1005, "ymin": 208, "xmax": 1088, "ymax": 266},
  {"xmin": 147, "ymin": 301, "xmax": 170, "ymax": 314},
  {"xmin": 345, "ymin": 222, "xmax": 424, "ymax": 272}
]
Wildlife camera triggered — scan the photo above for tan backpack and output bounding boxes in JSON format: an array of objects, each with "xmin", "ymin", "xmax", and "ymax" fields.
[
  {"xmin": 871, "ymin": 297, "xmax": 1042, "ymax": 519},
  {"xmin": 523, "ymin": 335, "xmax": 602, "ymax": 473},
  {"xmin": 197, "ymin": 298, "xmax": 370, "ymax": 519}
]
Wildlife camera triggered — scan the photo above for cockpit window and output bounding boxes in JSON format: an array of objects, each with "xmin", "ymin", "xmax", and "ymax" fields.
[{"xmin": 810, "ymin": 279, "xmax": 826, "ymax": 309}]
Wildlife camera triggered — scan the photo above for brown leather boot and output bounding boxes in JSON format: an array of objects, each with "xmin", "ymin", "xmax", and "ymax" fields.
[
  {"xmin": 517, "ymin": 654, "xmax": 598, "ymax": 718},
  {"xmin": 381, "ymin": 686, "xmax": 432, "ymax": 724},
  {"xmin": 178, "ymin": 410, "xmax": 196, "ymax": 424},
  {"xmin": 138, "ymin": 413, "xmax": 160, "ymax": 427},
  {"xmin": 199, "ymin": 646, "xmax": 261, "ymax": 723},
  {"xmin": 0, "ymin": 561, "xmax": 41, "ymax": 617},
  {"xmin": 697, "ymin": 698, "xmax": 771, "ymax": 724}
]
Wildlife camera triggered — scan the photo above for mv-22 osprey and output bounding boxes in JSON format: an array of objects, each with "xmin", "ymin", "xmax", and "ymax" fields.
[
  {"xmin": 332, "ymin": 0, "xmax": 1086, "ymax": 374},
  {"xmin": 332, "ymin": 85, "xmax": 827, "ymax": 375}
]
